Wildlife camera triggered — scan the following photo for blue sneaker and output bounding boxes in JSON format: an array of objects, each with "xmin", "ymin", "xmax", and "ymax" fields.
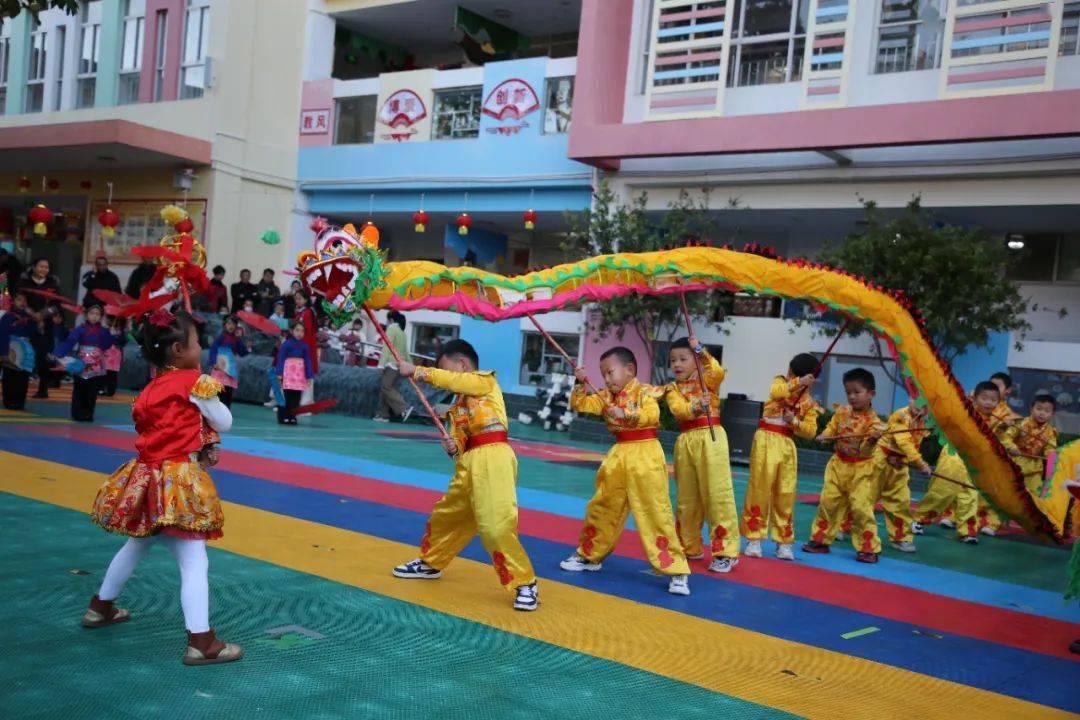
[
  {"xmin": 513, "ymin": 582, "xmax": 539, "ymax": 611},
  {"xmin": 393, "ymin": 559, "xmax": 441, "ymax": 579}
]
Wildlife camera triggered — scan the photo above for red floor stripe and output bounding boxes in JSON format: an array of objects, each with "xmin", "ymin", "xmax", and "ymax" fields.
[{"xmin": 15, "ymin": 423, "xmax": 1080, "ymax": 661}]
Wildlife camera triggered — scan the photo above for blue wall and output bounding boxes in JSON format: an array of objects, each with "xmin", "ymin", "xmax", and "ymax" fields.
[
  {"xmin": 889, "ymin": 331, "xmax": 1012, "ymax": 409},
  {"xmin": 459, "ymin": 316, "xmax": 531, "ymax": 396}
]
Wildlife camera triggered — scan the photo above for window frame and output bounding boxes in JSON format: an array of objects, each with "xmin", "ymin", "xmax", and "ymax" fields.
[
  {"xmin": 1, "ymin": 18, "xmax": 13, "ymax": 114},
  {"xmin": 52, "ymin": 24, "xmax": 66, "ymax": 111},
  {"xmin": 519, "ymin": 331, "xmax": 581, "ymax": 387},
  {"xmin": 25, "ymin": 19, "xmax": 47, "ymax": 113},
  {"xmin": 542, "ymin": 75, "xmax": 574, "ymax": 134},
  {"xmin": 179, "ymin": 0, "xmax": 210, "ymax": 100},
  {"xmin": 118, "ymin": 0, "xmax": 146, "ymax": 104},
  {"xmin": 76, "ymin": 0, "xmax": 102, "ymax": 109},
  {"xmin": 430, "ymin": 85, "xmax": 483, "ymax": 141},
  {"xmin": 333, "ymin": 94, "xmax": 377, "ymax": 145},
  {"xmin": 152, "ymin": 8, "xmax": 167, "ymax": 101},
  {"xmin": 1059, "ymin": 1, "xmax": 1080, "ymax": 57},
  {"xmin": 727, "ymin": 0, "xmax": 809, "ymax": 89}
]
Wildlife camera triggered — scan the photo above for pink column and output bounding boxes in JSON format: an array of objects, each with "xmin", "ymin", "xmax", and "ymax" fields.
[
  {"xmin": 580, "ymin": 310, "xmax": 654, "ymax": 387},
  {"xmin": 139, "ymin": 0, "xmax": 185, "ymax": 103}
]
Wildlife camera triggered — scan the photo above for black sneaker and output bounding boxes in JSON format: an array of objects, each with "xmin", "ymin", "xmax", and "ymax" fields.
[
  {"xmin": 513, "ymin": 582, "xmax": 538, "ymax": 611},
  {"xmin": 393, "ymin": 558, "xmax": 442, "ymax": 580}
]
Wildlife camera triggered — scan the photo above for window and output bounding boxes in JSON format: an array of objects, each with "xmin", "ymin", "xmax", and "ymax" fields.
[
  {"xmin": 334, "ymin": 95, "xmax": 376, "ymax": 144},
  {"xmin": 520, "ymin": 332, "xmax": 580, "ymax": 387},
  {"xmin": 119, "ymin": 0, "xmax": 146, "ymax": 104},
  {"xmin": 1062, "ymin": 2, "xmax": 1080, "ymax": 57},
  {"xmin": 25, "ymin": 19, "xmax": 46, "ymax": 113},
  {"xmin": 543, "ymin": 76, "xmax": 573, "ymax": 134},
  {"xmin": 951, "ymin": 6, "xmax": 1052, "ymax": 60},
  {"xmin": 53, "ymin": 25, "xmax": 66, "ymax": 110},
  {"xmin": 153, "ymin": 9, "xmax": 167, "ymax": 100},
  {"xmin": 431, "ymin": 86, "xmax": 482, "ymax": 140},
  {"xmin": 77, "ymin": 0, "xmax": 102, "ymax": 109},
  {"xmin": 874, "ymin": 1, "xmax": 945, "ymax": 73},
  {"xmin": 1006, "ymin": 235, "xmax": 1080, "ymax": 283},
  {"xmin": 0, "ymin": 19, "xmax": 11, "ymax": 114},
  {"xmin": 727, "ymin": 0, "xmax": 809, "ymax": 88},
  {"xmin": 180, "ymin": 0, "xmax": 210, "ymax": 100},
  {"xmin": 638, "ymin": 0, "xmax": 656, "ymax": 93},
  {"xmin": 412, "ymin": 324, "xmax": 459, "ymax": 362}
]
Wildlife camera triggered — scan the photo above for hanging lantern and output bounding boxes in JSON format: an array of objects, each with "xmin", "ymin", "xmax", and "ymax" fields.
[
  {"xmin": 80, "ymin": 180, "xmax": 93, "ymax": 191},
  {"xmin": 98, "ymin": 207, "xmax": 120, "ymax": 238},
  {"xmin": 456, "ymin": 212, "xmax": 472, "ymax": 236},
  {"xmin": 174, "ymin": 216, "xmax": 195, "ymax": 234},
  {"xmin": 523, "ymin": 209, "xmax": 537, "ymax": 231},
  {"xmin": 17, "ymin": 177, "xmax": 31, "ymax": 193},
  {"xmin": 412, "ymin": 210, "xmax": 429, "ymax": 233},
  {"xmin": 28, "ymin": 204, "xmax": 54, "ymax": 236},
  {"xmin": 46, "ymin": 178, "xmax": 60, "ymax": 193}
]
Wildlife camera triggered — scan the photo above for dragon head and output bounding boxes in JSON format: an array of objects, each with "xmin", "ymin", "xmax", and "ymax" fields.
[{"xmin": 296, "ymin": 219, "xmax": 386, "ymax": 324}]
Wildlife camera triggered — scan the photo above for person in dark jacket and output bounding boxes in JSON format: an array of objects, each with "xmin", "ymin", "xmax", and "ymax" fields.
[
  {"xmin": 125, "ymin": 256, "xmax": 157, "ymax": 299},
  {"xmin": 82, "ymin": 254, "xmax": 122, "ymax": 308},
  {"xmin": 230, "ymin": 269, "xmax": 258, "ymax": 313},
  {"xmin": 256, "ymin": 268, "xmax": 281, "ymax": 316},
  {"xmin": 203, "ymin": 265, "xmax": 228, "ymax": 313},
  {"xmin": 15, "ymin": 258, "xmax": 60, "ymax": 314}
]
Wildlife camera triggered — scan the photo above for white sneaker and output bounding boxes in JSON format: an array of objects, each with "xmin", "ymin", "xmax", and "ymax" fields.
[
  {"xmin": 668, "ymin": 574, "xmax": 690, "ymax": 595},
  {"xmin": 891, "ymin": 541, "xmax": 917, "ymax": 553},
  {"xmin": 940, "ymin": 519, "xmax": 956, "ymax": 530},
  {"xmin": 744, "ymin": 540, "xmax": 763, "ymax": 558},
  {"xmin": 401, "ymin": 406, "xmax": 414, "ymax": 423},
  {"xmin": 559, "ymin": 553, "xmax": 601, "ymax": 572},
  {"xmin": 262, "ymin": 400, "xmax": 275, "ymax": 408},
  {"xmin": 835, "ymin": 531, "xmax": 848, "ymax": 542},
  {"xmin": 961, "ymin": 536, "xmax": 979, "ymax": 545},
  {"xmin": 513, "ymin": 582, "xmax": 538, "ymax": 611},
  {"xmin": 775, "ymin": 544, "xmax": 795, "ymax": 561},
  {"xmin": 372, "ymin": 416, "xmax": 390, "ymax": 423},
  {"xmin": 979, "ymin": 526, "xmax": 996, "ymax": 537},
  {"xmin": 911, "ymin": 521, "xmax": 924, "ymax": 536},
  {"xmin": 708, "ymin": 557, "xmax": 738, "ymax": 574},
  {"xmin": 392, "ymin": 558, "xmax": 441, "ymax": 579}
]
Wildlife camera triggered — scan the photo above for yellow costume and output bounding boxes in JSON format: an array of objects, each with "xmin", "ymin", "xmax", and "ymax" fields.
[
  {"xmin": 872, "ymin": 406, "xmax": 929, "ymax": 546},
  {"xmin": 1013, "ymin": 416, "xmax": 1058, "ymax": 494},
  {"xmin": 663, "ymin": 350, "xmax": 739, "ymax": 559},
  {"xmin": 570, "ymin": 378, "xmax": 690, "ymax": 576},
  {"xmin": 807, "ymin": 405, "xmax": 886, "ymax": 553},
  {"xmin": 975, "ymin": 402, "xmax": 1021, "ymax": 533},
  {"xmin": 742, "ymin": 376, "xmax": 821, "ymax": 545},
  {"xmin": 412, "ymin": 366, "xmax": 536, "ymax": 590}
]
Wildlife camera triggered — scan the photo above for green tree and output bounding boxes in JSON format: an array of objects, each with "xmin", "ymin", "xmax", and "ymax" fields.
[
  {"xmin": 806, "ymin": 198, "xmax": 1040, "ymax": 379},
  {"xmin": 562, "ymin": 181, "xmax": 738, "ymax": 385},
  {"xmin": 1, "ymin": 1, "xmax": 79, "ymax": 21}
]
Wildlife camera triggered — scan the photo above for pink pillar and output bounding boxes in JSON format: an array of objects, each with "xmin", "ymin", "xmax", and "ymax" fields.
[
  {"xmin": 139, "ymin": 0, "xmax": 184, "ymax": 103},
  {"xmin": 299, "ymin": 80, "xmax": 335, "ymax": 148},
  {"xmin": 580, "ymin": 309, "xmax": 654, "ymax": 388}
]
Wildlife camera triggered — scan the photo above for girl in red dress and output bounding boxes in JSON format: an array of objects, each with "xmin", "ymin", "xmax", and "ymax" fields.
[{"xmin": 81, "ymin": 308, "xmax": 243, "ymax": 666}]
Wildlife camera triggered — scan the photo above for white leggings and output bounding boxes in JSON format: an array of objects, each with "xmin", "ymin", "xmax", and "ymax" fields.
[{"xmin": 97, "ymin": 535, "xmax": 210, "ymax": 633}]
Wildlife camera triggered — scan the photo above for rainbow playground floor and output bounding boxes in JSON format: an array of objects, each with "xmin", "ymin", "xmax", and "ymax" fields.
[{"xmin": 1, "ymin": 392, "xmax": 1078, "ymax": 719}]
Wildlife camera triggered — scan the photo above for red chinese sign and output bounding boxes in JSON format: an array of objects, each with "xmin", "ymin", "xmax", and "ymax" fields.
[
  {"xmin": 378, "ymin": 89, "xmax": 427, "ymax": 142},
  {"xmin": 300, "ymin": 109, "xmax": 331, "ymax": 135},
  {"xmin": 482, "ymin": 78, "xmax": 539, "ymax": 136}
]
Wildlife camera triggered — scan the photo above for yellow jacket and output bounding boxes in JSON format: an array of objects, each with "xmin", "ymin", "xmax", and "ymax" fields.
[
  {"xmin": 821, "ymin": 404, "xmax": 885, "ymax": 460},
  {"xmin": 414, "ymin": 367, "xmax": 507, "ymax": 453},
  {"xmin": 571, "ymin": 377, "xmax": 663, "ymax": 433},
  {"xmin": 664, "ymin": 349, "xmax": 724, "ymax": 421},
  {"xmin": 1014, "ymin": 416, "xmax": 1058, "ymax": 458},
  {"xmin": 878, "ymin": 406, "xmax": 929, "ymax": 464},
  {"xmin": 761, "ymin": 375, "xmax": 821, "ymax": 439}
]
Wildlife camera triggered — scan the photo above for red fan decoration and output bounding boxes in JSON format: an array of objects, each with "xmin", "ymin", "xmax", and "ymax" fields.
[
  {"xmin": 28, "ymin": 204, "xmax": 53, "ymax": 236},
  {"xmin": 92, "ymin": 289, "xmax": 135, "ymax": 308},
  {"xmin": 288, "ymin": 398, "xmax": 338, "ymax": 417},
  {"xmin": 456, "ymin": 212, "xmax": 471, "ymax": 236},
  {"xmin": 523, "ymin": 209, "xmax": 537, "ymax": 230},
  {"xmin": 236, "ymin": 310, "xmax": 283, "ymax": 336},
  {"xmin": 413, "ymin": 210, "xmax": 429, "ymax": 233},
  {"xmin": 98, "ymin": 207, "xmax": 120, "ymax": 238}
]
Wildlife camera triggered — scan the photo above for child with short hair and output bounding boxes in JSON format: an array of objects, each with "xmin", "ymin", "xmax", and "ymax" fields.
[
  {"xmin": 56, "ymin": 304, "xmax": 114, "ymax": 422},
  {"xmin": 1012, "ymin": 394, "xmax": 1058, "ymax": 495},
  {"xmin": 560, "ymin": 346, "xmax": 691, "ymax": 595},
  {"xmin": 275, "ymin": 321, "xmax": 313, "ymax": 425},
  {"xmin": 741, "ymin": 353, "xmax": 822, "ymax": 561},
  {"xmin": 0, "ymin": 291, "xmax": 38, "ymax": 410},
  {"xmin": 977, "ymin": 371, "xmax": 1022, "ymax": 535},
  {"xmin": 208, "ymin": 315, "xmax": 249, "ymax": 408},
  {"xmin": 83, "ymin": 308, "xmax": 242, "ymax": 665},
  {"xmin": 392, "ymin": 339, "xmax": 538, "ymax": 611},
  {"xmin": 662, "ymin": 335, "xmax": 739, "ymax": 573},
  {"xmin": 802, "ymin": 368, "xmax": 886, "ymax": 563},
  {"xmin": 872, "ymin": 400, "xmax": 931, "ymax": 553}
]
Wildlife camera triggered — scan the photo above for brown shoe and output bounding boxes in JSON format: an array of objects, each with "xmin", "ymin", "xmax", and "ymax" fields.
[
  {"xmin": 182, "ymin": 629, "xmax": 243, "ymax": 666},
  {"xmin": 801, "ymin": 541, "xmax": 830, "ymax": 554},
  {"xmin": 81, "ymin": 595, "xmax": 131, "ymax": 628}
]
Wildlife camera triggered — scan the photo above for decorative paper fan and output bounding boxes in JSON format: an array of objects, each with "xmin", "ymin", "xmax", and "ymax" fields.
[
  {"xmin": 7, "ymin": 337, "xmax": 35, "ymax": 372},
  {"xmin": 288, "ymin": 398, "xmax": 338, "ymax": 417},
  {"xmin": 236, "ymin": 310, "xmax": 283, "ymax": 336}
]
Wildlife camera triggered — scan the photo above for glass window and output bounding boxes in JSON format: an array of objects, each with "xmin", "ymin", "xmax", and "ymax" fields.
[
  {"xmin": 77, "ymin": 0, "xmax": 102, "ymax": 109},
  {"xmin": 727, "ymin": 0, "xmax": 809, "ymax": 88},
  {"xmin": 153, "ymin": 9, "xmax": 167, "ymax": 101},
  {"xmin": 180, "ymin": 0, "xmax": 210, "ymax": 100},
  {"xmin": 0, "ymin": 19, "xmax": 11, "ymax": 115},
  {"xmin": 334, "ymin": 95, "xmax": 376, "ymax": 144},
  {"xmin": 412, "ymin": 324, "xmax": 459, "ymax": 363},
  {"xmin": 951, "ymin": 7, "xmax": 1052, "ymax": 60},
  {"xmin": 639, "ymin": 0, "xmax": 655, "ymax": 93},
  {"xmin": 875, "ymin": 1, "xmax": 946, "ymax": 74},
  {"xmin": 1006, "ymin": 235, "xmax": 1058, "ymax": 283},
  {"xmin": 1062, "ymin": 2, "xmax": 1080, "ymax": 57},
  {"xmin": 543, "ymin": 76, "xmax": 573, "ymax": 134},
  {"xmin": 520, "ymin": 332, "xmax": 580, "ymax": 387},
  {"xmin": 53, "ymin": 25, "xmax": 66, "ymax": 110},
  {"xmin": 119, "ymin": 0, "xmax": 145, "ymax": 104},
  {"xmin": 26, "ymin": 20, "xmax": 46, "ymax": 113},
  {"xmin": 431, "ymin": 86, "xmax": 482, "ymax": 140},
  {"xmin": 1057, "ymin": 236, "xmax": 1080, "ymax": 283}
]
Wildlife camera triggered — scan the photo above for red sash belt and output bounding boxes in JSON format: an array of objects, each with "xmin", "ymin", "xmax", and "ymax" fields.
[
  {"xmin": 613, "ymin": 428, "xmax": 658, "ymax": 443},
  {"xmin": 137, "ymin": 453, "xmax": 194, "ymax": 468},
  {"xmin": 465, "ymin": 430, "xmax": 509, "ymax": 451},
  {"xmin": 679, "ymin": 416, "xmax": 715, "ymax": 433},
  {"xmin": 756, "ymin": 420, "xmax": 792, "ymax": 437},
  {"xmin": 836, "ymin": 450, "xmax": 871, "ymax": 464}
]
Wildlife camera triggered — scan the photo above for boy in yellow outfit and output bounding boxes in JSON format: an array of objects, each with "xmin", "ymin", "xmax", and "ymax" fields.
[
  {"xmin": 741, "ymin": 353, "xmax": 822, "ymax": 561},
  {"xmin": 392, "ymin": 339, "xmax": 538, "ymax": 612},
  {"xmin": 801, "ymin": 368, "xmax": 887, "ymax": 563},
  {"xmin": 662, "ymin": 335, "xmax": 739, "ymax": 574},
  {"xmin": 975, "ymin": 372, "xmax": 1022, "ymax": 535},
  {"xmin": 560, "ymin": 347, "xmax": 692, "ymax": 596},
  {"xmin": 872, "ymin": 400, "xmax": 931, "ymax": 553},
  {"xmin": 913, "ymin": 381, "xmax": 1015, "ymax": 544},
  {"xmin": 1011, "ymin": 394, "xmax": 1058, "ymax": 495}
]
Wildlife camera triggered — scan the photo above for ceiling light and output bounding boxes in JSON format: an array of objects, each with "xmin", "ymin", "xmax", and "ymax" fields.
[{"xmin": 1006, "ymin": 233, "xmax": 1025, "ymax": 250}]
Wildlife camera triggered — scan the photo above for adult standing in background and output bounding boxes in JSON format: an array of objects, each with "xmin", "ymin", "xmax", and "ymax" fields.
[
  {"xmin": 373, "ymin": 310, "xmax": 413, "ymax": 423},
  {"xmin": 230, "ymin": 269, "xmax": 258, "ymax": 313},
  {"xmin": 256, "ymin": 268, "xmax": 281, "ymax": 316},
  {"xmin": 15, "ymin": 258, "xmax": 60, "ymax": 314},
  {"xmin": 203, "ymin": 265, "xmax": 228, "ymax": 313},
  {"xmin": 125, "ymin": 255, "xmax": 156, "ymax": 300},
  {"xmin": 81, "ymin": 253, "xmax": 121, "ymax": 308}
]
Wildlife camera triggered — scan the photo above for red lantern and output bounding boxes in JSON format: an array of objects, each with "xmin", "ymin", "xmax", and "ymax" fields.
[
  {"xmin": 28, "ymin": 204, "xmax": 54, "ymax": 236},
  {"xmin": 98, "ymin": 207, "xmax": 120, "ymax": 238},
  {"xmin": 412, "ymin": 210, "xmax": 429, "ymax": 233},
  {"xmin": 456, "ymin": 212, "xmax": 471, "ymax": 236},
  {"xmin": 46, "ymin": 178, "xmax": 60, "ymax": 193},
  {"xmin": 174, "ymin": 216, "xmax": 195, "ymax": 234},
  {"xmin": 523, "ymin": 209, "xmax": 537, "ymax": 231},
  {"xmin": 17, "ymin": 177, "xmax": 30, "ymax": 193},
  {"xmin": 80, "ymin": 180, "xmax": 93, "ymax": 191}
]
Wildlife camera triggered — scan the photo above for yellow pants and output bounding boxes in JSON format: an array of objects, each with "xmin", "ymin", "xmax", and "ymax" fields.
[
  {"xmin": 1017, "ymin": 456, "xmax": 1046, "ymax": 495},
  {"xmin": 673, "ymin": 426, "xmax": 740, "ymax": 559},
  {"xmin": 872, "ymin": 449, "xmax": 914, "ymax": 545},
  {"xmin": 742, "ymin": 428, "xmax": 797, "ymax": 544},
  {"xmin": 808, "ymin": 455, "xmax": 881, "ymax": 554},
  {"xmin": 914, "ymin": 448, "xmax": 978, "ymax": 538},
  {"xmin": 577, "ymin": 439, "xmax": 690, "ymax": 576},
  {"xmin": 420, "ymin": 443, "xmax": 536, "ymax": 589}
]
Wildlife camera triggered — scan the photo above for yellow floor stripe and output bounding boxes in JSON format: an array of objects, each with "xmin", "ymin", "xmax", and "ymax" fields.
[{"xmin": 0, "ymin": 451, "xmax": 1072, "ymax": 720}]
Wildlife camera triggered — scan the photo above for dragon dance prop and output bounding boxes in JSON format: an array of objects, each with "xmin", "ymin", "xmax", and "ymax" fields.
[
  {"xmin": 295, "ymin": 221, "xmax": 1069, "ymax": 542},
  {"xmin": 115, "ymin": 207, "xmax": 210, "ymax": 318}
]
